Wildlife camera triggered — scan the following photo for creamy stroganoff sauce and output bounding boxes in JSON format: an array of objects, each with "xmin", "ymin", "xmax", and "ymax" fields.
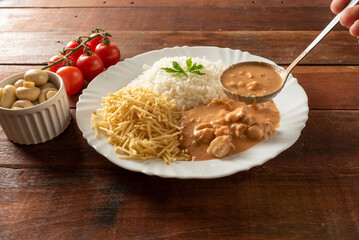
[
  {"xmin": 180, "ymin": 98, "xmax": 280, "ymax": 160},
  {"xmin": 221, "ymin": 62, "xmax": 283, "ymax": 97}
]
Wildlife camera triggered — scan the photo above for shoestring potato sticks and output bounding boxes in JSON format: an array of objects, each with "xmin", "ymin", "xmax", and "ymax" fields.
[{"xmin": 91, "ymin": 87, "xmax": 190, "ymax": 163}]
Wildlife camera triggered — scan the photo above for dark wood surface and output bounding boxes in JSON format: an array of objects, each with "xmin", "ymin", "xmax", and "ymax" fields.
[{"xmin": 1, "ymin": 1, "xmax": 358, "ymax": 239}]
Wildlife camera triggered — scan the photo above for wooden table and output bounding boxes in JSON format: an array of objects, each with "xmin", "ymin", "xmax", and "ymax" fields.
[{"xmin": 1, "ymin": 1, "xmax": 358, "ymax": 239}]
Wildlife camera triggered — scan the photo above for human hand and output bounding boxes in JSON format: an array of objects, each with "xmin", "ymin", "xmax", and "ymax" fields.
[{"xmin": 331, "ymin": 0, "xmax": 359, "ymax": 37}]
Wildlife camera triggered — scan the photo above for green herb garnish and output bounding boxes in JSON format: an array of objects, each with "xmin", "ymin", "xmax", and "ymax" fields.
[{"xmin": 161, "ymin": 58, "xmax": 205, "ymax": 77}]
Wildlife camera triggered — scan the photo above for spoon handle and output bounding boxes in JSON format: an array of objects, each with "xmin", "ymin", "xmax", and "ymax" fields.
[{"xmin": 285, "ymin": 0, "xmax": 359, "ymax": 76}]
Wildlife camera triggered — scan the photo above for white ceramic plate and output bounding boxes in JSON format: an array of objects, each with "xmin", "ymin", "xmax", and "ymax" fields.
[{"xmin": 76, "ymin": 46, "xmax": 308, "ymax": 179}]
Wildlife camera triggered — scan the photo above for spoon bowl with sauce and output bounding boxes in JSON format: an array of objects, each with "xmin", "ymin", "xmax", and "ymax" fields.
[
  {"xmin": 221, "ymin": 0, "xmax": 359, "ymax": 104},
  {"xmin": 220, "ymin": 61, "xmax": 284, "ymax": 104}
]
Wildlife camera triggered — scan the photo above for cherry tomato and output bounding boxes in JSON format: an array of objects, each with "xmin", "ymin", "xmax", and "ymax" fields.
[
  {"xmin": 95, "ymin": 43, "xmax": 121, "ymax": 68},
  {"xmin": 65, "ymin": 40, "xmax": 84, "ymax": 61},
  {"xmin": 56, "ymin": 66, "xmax": 84, "ymax": 95},
  {"xmin": 86, "ymin": 33, "xmax": 110, "ymax": 52},
  {"xmin": 76, "ymin": 53, "xmax": 104, "ymax": 82},
  {"xmin": 48, "ymin": 54, "xmax": 77, "ymax": 73}
]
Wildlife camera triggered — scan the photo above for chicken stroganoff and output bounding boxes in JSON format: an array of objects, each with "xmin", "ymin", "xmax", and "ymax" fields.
[{"xmin": 92, "ymin": 56, "xmax": 280, "ymax": 162}]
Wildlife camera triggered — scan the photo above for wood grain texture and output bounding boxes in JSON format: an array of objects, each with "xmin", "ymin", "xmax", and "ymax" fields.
[
  {"xmin": 1, "ymin": 31, "xmax": 357, "ymax": 65},
  {"xmin": 0, "ymin": 0, "xmax": 334, "ymax": 8},
  {"xmin": 0, "ymin": 2, "xmax": 358, "ymax": 239},
  {"xmin": 0, "ymin": 7, "xmax": 344, "ymax": 32},
  {"xmin": 292, "ymin": 65, "xmax": 359, "ymax": 109},
  {"xmin": 1, "ymin": 168, "xmax": 358, "ymax": 240},
  {"xmin": 0, "ymin": 110, "xmax": 358, "ymax": 174}
]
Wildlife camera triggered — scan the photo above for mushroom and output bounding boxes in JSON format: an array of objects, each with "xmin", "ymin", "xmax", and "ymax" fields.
[
  {"xmin": 16, "ymin": 81, "xmax": 41, "ymax": 101},
  {"xmin": 39, "ymin": 88, "xmax": 58, "ymax": 103},
  {"xmin": 24, "ymin": 69, "xmax": 49, "ymax": 87},
  {"xmin": 46, "ymin": 89, "xmax": 57, "ymax": 99},
  {"xmin": 40, "ymin": 82, "xmax": 57, "ymax": 91},
  {"xmin": 11, "ymin": 100, "xmax": 34, "ymax": 109},
  {"xmin": 14, "ymin": 79, "xmax": 25, "ymax": 88},
  {"xmin": 0, "ymin": 85, "xmax": 17, "ymax": 108}
]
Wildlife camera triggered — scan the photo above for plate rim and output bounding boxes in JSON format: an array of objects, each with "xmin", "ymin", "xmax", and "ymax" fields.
[{"xmin": 76, "ymin": 45, "xmax": 309, "ymax": 179}]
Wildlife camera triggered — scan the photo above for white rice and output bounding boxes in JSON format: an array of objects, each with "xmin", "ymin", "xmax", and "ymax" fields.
[{"xmin": 127, "ymin": 56, "xmax": 226, "ymax": 110}]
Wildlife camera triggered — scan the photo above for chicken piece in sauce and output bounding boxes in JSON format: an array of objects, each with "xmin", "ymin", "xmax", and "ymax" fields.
[
  {"xmin": 231, "ymin": 123, "xmax": 246, "ymax": 138},
  {"xmin": 208, "ymin": 135, "xmax": 234, "ymax": 158},
  {"xmin": 194, "ymin": 127, "xmax": 215, "ymax": 143},
  {"xmin": 246, "ymin": 122, "xmax": 274, "ymax": 140},
  {"xmin": 180, "ymin": 98, "xmax": 280, "ymax": 161},
  {"xmin": 225, "ymin": 106, "xmax": 247, "ymax": 123},
  {"xmin": 215, "ymin": 125, "xmax": 231, "ymax": 137}
]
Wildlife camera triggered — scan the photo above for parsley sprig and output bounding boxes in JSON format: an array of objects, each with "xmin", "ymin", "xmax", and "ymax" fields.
[{"xmin": 161, "ymin": 58, "xmax": 205, "ymax": 77}]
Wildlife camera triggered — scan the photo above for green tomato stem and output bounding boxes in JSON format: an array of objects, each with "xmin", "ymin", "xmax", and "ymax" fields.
[{"xmin": 41, "ymin": 31, "xmax": 110, "ymax": 71}]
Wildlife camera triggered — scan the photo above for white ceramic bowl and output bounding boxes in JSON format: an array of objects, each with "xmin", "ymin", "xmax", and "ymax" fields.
[{"xmin": 0, "ymin": 71, "xmax": 71, "ymax": 144}]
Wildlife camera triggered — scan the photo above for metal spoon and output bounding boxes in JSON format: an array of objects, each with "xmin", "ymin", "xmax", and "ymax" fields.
[{"xmin": 220, "ymin": 0, "xmax": 359, "ymax": 104}]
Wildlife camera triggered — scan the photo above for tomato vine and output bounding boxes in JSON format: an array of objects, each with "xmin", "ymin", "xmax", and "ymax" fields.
[{"xmin": 42, "ymin": 28, "xmax": 112, "ymax": 71}]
